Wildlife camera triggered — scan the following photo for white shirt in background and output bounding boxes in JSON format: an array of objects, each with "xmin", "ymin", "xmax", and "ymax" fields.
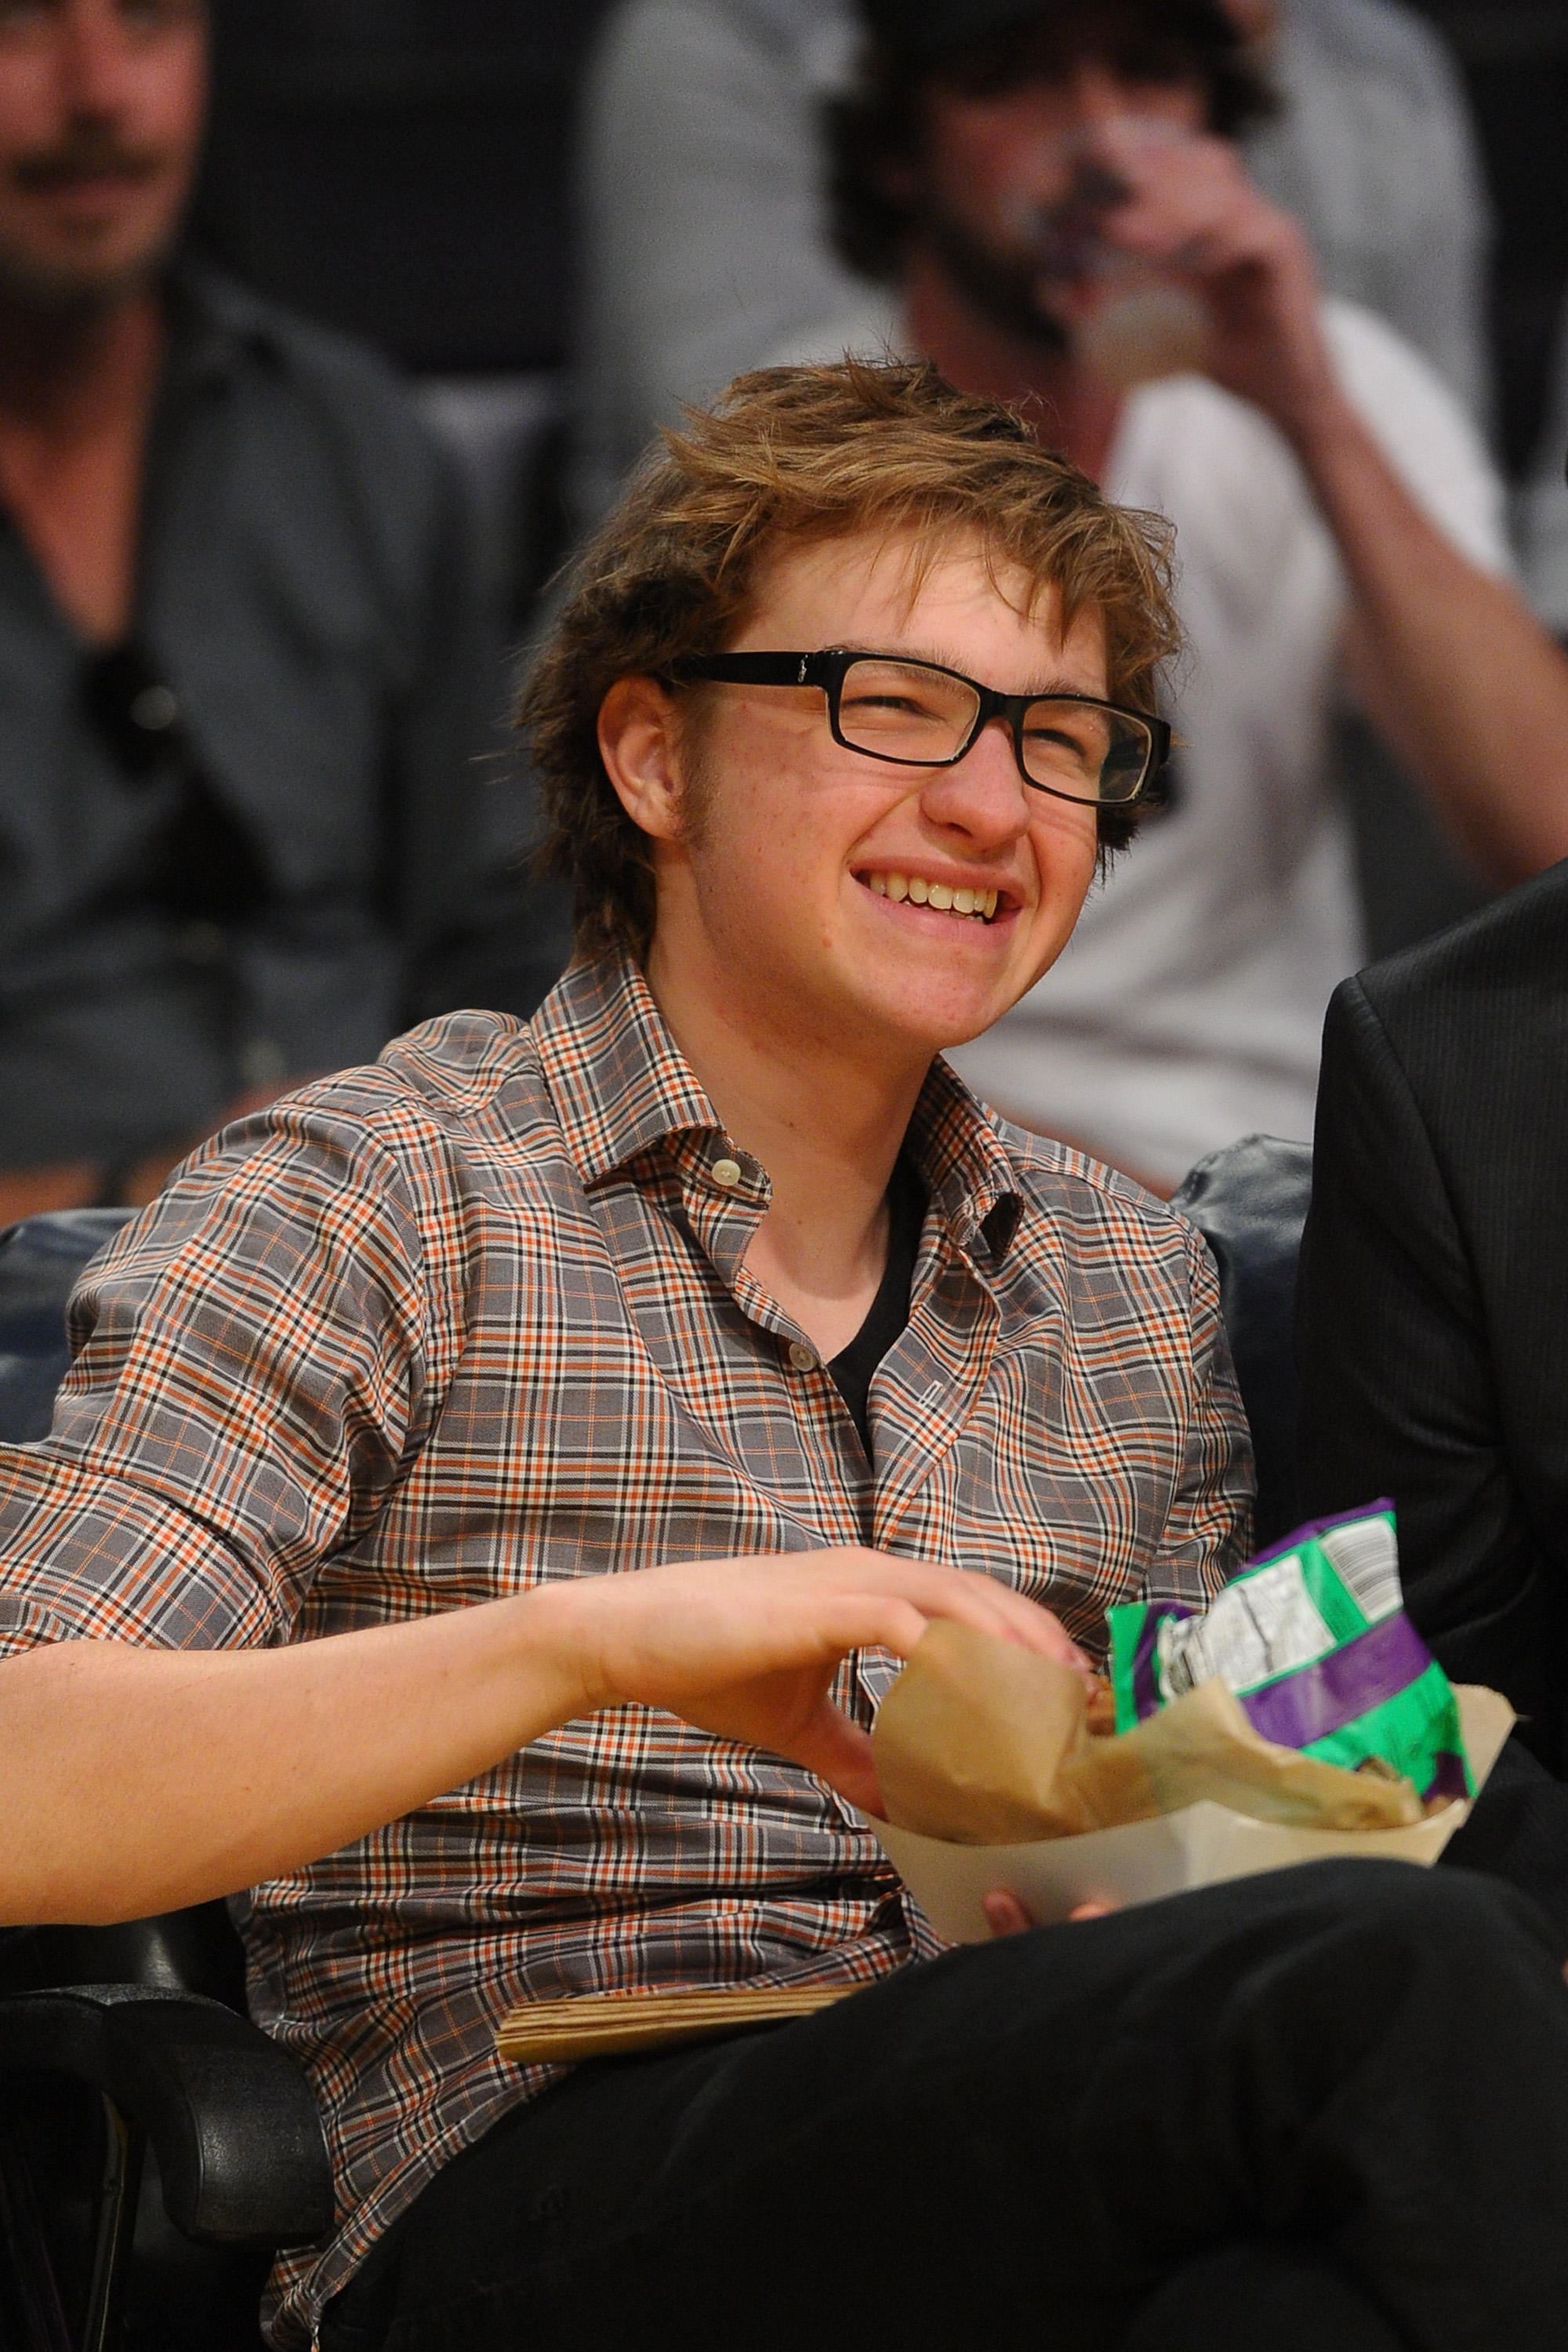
[
  {"xmin": 1521, "ymin": 300, "xmax": 1568, "ymax": 637},
  {"xmin": 572, "ymin": 0, "xmax": 1506, "ymax": 1185},
  {"xmin": 949, "ymin": 303, "xmax": 1509, "ymax": 1184}
]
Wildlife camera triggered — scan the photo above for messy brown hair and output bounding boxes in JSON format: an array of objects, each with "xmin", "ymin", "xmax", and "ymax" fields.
[{"xmin": 524, "ymin": 358, "xmax": 1178, "ymax": 964}]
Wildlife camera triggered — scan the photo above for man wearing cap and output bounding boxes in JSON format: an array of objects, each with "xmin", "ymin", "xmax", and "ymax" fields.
[
  {"xmin": 814, "ymin": 0, "xmax": 1568, "ymax": 1189},
  {"xmin": 2, "ymin": 359, "xmax": 1567, "ymax": 2352},
  {"xmin": 581, "ymin": 0, "xmax": 1568, "ymax": 1188},
  {"xmin": 574, "ymin": 0, "xmax": 1497, "ymax": 535},
  {"xmin": 0, "ymin": 0, "xmax": 556, "ymax": 1219}
]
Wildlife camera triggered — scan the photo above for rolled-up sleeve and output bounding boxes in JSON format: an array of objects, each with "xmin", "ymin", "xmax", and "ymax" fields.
[{"xmin": 0, "ymin": 1078, "xmax": 461, "ymax": 1660}]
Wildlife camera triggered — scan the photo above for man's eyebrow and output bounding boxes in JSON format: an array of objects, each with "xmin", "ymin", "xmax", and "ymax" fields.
[{"xmin": 836, "ymin": 641, "xmax": 1093, "ymax": 695}]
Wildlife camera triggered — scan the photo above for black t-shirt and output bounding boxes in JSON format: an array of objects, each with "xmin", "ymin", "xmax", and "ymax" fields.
[{"xmin": 827, "ymin": 1156, "xmax": 927, "ymax": 1458}]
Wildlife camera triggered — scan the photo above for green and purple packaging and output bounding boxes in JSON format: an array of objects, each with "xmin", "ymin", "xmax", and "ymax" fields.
[{"xmin": 1108, "ymin": 1501, "xmax": 1472, "ymax": 1805}]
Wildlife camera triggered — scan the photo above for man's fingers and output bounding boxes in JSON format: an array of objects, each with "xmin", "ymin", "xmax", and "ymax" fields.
[
  {"xmin": 840, "ymin": 1554, "xmax": 1087, "ymax": 1665},
  {"xmin": 593, "ymin": 1552, "xmax": 1093, "ymax": 1734},
  {"xmin": 983, "ymin": 1890, "xmax": 1119, "ymax": 1937},
  {"xmin": 778, "ymin": 1701, "xmax": 883, "ymax": 1816},
  {"xmin": 982, "ymin": 1889, "xmax": 1033, "ymax": 1937}
]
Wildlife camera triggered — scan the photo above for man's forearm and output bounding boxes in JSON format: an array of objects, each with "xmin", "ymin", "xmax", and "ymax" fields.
[
  {"xmin": 1289, "ymin": 390, "xmax": 1568, "ymax": 887},
  {"xmin": 0, "ymin": 1552, "xmax": 1080, "ymax": 1926},
  {"xmin": 0, "ymin": 1594, "xmax": 595, "ymax": 1926}
]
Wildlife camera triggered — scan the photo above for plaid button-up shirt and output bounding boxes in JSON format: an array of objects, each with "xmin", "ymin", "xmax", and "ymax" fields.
[{"xmin": 0, "ymin": 954, "xmax": 1250, "ymax": 2344}]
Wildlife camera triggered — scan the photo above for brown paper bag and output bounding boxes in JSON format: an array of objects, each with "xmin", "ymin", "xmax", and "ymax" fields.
[{"xmin": 872, "ymin": 1621, "xmax": 1424, "ymax": 1846}]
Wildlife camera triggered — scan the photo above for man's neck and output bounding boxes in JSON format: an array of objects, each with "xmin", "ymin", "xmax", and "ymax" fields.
[
  {"xmin": 644, "ymin": 940, "xmax": 929, "ymax": 1359},
  {"xmin": 0, "ymin": 283, "xmax": 165, "ymax": 642},
  {"xmin": 903, "ymin": 251, "xmax": 1123, "ymax": 485},
  {"xmin": 0, "ymin": 283, "xmax": 164, "ymax": 440}
]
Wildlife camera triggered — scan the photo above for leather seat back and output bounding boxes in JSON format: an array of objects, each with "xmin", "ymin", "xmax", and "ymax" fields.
[{"xmin": 1172, "ymin": 1135, "xmax": 1313, "ymax": 1552}]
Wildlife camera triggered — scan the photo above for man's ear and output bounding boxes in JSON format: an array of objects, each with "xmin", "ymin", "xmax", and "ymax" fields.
[{"xmin": 597, "ymin": 676, "xmax": 686, "ymax": 843}]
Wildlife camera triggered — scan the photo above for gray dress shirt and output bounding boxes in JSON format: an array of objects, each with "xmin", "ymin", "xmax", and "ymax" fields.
[{"xmin": 0, "ymin": 263, "xmax": 564, "ymax": 1171}]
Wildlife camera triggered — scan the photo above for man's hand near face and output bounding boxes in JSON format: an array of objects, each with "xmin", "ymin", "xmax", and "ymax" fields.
[
  {"xmin": 904, "ymin": 47, "xmax": 1568, "ymax": 894},
  {"xmin": 1062, "ymin": 119, "xmax": 1568, "ymax": 888},
  {"xmin": 1055, "ymin": 116, "xmax": 1335, "ymax": 441}
]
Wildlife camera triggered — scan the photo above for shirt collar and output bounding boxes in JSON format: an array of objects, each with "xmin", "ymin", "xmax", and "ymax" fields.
[
  {"xmin": 532, "ymin": 954, "xmax": 1026, "ymax": 1260},
  {"xmin": 532, "ymin": 955, "xmax": 723, "ymax": 1185},
  {"xmin": 160, "ymin": 256, "xmax": 289, "ymax": 401},
  {"xmin": 904, "ymin": 1051, "xmax": 1025, "ymax": 1261}
]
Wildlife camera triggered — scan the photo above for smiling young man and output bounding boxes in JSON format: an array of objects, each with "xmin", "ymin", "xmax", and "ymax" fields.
[{"xmin": 2, "ymin": 361, "xmax": 1568, "ymax": 2352}]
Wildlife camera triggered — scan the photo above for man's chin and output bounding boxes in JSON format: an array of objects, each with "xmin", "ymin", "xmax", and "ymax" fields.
[
  {"xmin": 919, "ymin": 206, "xmax": 1072, "ymax": 355},
  {"xmin": 0, "ymin": 234, "xmax": 171, "ymax": 318},
  {"xmin": 863, "ymin": 978, "xmax": 1025, "ymax": 1063}
]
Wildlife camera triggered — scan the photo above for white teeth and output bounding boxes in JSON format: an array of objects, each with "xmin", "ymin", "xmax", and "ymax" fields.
[
  {"xmin": 865, "ymin": 880, "xmax": 1001, "ymax": 922},
  {"xmin": 863, "ymin": 873, "xmax": 1000, "ymax": 920}
]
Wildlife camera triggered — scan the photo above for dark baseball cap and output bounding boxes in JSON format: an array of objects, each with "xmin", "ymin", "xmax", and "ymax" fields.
[
  {"xmin": 859, "ymin": 0, "xmax": 1236, "ymax": 66},
  {"xmin": 860, "ymin": 0, "xmax": 1085, "ymax": 63}
]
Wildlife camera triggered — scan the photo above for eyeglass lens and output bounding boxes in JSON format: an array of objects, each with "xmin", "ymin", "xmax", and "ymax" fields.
[{"xmin": 834, "ymin": 657, "xmax": 1149, "ymax": 803}]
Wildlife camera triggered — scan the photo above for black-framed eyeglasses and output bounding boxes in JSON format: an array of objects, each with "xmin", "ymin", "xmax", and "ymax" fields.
[{"xmin": 666, "ymin": 649, "xmax": 1170, "ymax": 808}]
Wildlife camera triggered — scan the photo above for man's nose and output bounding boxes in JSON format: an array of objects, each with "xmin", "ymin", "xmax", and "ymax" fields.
[
  {"xmin": 56, "ymin": 0, "xmax": 141, "ymax": 119},
  {"xmin": 1064, "ymin": 61, "xmax": 1140, "ymax": 130},
  {"xmin": 918, "ymin": 717, "xmax": 1033, "ymax": 847}
]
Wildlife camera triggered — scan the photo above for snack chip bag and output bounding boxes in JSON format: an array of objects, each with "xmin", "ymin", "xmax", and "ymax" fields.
[{"xmin": 1108, "ymin": 1501, "xmax": 1472, "ymax": 1806}]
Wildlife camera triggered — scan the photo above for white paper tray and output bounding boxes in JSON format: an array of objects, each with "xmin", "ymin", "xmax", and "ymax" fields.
[{"xmin": 863, "ymin": 1683, "xmax": 1515, "ymax": 1941}]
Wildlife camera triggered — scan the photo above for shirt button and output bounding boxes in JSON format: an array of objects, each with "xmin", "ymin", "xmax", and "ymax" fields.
[
  {"xmin": 711, "ymin": 1156, "xmax": 742, "ymax": 1189},
  {"xmin": 129, "ymin": 683, "xmax": 180, "ymax": 733},
  {"xmin": 788, "ymin": 1341, "xmax": 817, "ymax": 1373}
]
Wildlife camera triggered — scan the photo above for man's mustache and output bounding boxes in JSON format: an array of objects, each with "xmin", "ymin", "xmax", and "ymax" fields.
[{"xmin": 13, "ymin": 136, "xmax": 165, "ymax": 193}]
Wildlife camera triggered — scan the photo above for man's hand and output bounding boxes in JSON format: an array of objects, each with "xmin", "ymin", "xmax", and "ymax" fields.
[
  {"xmin": 1080, "ymin": 118, "xmax": 1337, "ymax": 441},
  {"xmin": 546, "ymin": 1548, "xmax": 1092, "ymax": 1818},
  {"xmin": 0, "ymin": 1548, "xmax": 1089, "ymax": 1922},
  {"xmin": 983, "ymin": 1890, "xmax": 1116, "ymax": 1936}
]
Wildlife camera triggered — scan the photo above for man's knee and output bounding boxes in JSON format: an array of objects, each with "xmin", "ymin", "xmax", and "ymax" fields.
[
  {"xmin": 1117, "ymin": 2244, "xmax": 1410, "ymax": 2352},
  {"xmin": 1308, "ymin": 1853, "xmax": 1565, "ymax": 1971},
  {"xmin": 1193, "ymin": 1853, "xmax": 1560, "ymax": 1969}
]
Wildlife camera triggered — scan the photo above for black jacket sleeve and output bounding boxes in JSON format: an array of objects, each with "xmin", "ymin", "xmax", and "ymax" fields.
[{"xmin": 1298, "ymin": 975, "xmax": 1565, "ymax": 1766}]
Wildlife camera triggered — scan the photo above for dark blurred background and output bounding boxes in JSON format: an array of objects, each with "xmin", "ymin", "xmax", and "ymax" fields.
[
  {"xmin": 182, "ymin": 0, "xmax": 1568, "ymax": 624},
  {"xmin": 193, "ymin": 0, "xmax": 612, "ymax": 376},
  {"xmin": 188, "ymin": 0, "xmax": 625, "ymax": 622},
  {"xmin": 1417, "ymin": 2, "xmax": 1568, "ymax": 481}
]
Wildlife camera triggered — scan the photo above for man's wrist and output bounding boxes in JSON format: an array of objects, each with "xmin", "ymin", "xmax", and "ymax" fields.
[
  {"xmin": 1267, "ymin": 373, "xmax": 1367, "ymax": 480},
  {"xmin": 505, "ymin": 1580, "xmax": 615, "ymax": 1725}
]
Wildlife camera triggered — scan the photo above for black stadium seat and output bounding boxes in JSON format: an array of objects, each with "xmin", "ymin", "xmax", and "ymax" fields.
[
  {"xmin": 0, "ymin": 1213, "xmax": 329, "ymax": 2351},
  {"xmin": 1171, "ymin": 1133, "xmax": 1313, "ymax": 1552}
]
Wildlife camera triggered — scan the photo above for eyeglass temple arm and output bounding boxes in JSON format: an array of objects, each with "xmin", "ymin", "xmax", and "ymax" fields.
[{"xmin": 667, "ymin": 654, "xmax": 822, "ymax": 685}]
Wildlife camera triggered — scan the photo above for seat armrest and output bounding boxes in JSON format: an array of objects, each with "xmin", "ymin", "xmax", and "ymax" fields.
[{"xmin": 0, "ymin": 1984, "xmax": 334, "ymax": 2247}]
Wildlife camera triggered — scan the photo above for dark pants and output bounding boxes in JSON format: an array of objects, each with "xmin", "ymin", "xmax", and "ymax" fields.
[{"xmin": 321, "ymin": 1859, "xmax": 1568, "ymax": 2352}]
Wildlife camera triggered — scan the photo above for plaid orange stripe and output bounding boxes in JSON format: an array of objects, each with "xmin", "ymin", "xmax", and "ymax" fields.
[{"xmin": 0, "ymin": 956, "xmax": 1251, "ymax": 2345}]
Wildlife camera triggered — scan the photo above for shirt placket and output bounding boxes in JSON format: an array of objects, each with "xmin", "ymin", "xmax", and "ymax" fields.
[{"xmin": 670, "ymin": 1132, "xmax": 871, "ymax": 1541}]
